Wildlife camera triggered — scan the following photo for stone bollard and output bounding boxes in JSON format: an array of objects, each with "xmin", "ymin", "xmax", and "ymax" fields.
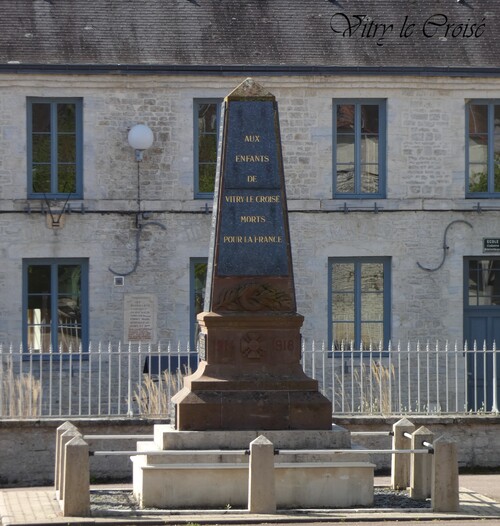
[
  {"xmin": 58, "ymin": 427, "xmax": 81, "ymax": 501},
  {"xmin": 54, "ymin": 422, "xmax": 76, "ymax": 498},
  {"xmin": 391, "ymin": 417, "xmax": 415, "ymax": 490},
  {"xmin": 248, "ymin": 435, "xmax": 276, "ymax": 514},
  {"xmin": 55, "ymin": 421, "xmax": 78, "ymax": 498},
  {"xmin": 410, "ymin": 426, "xmax": 433, "ymax": 500},
  {"xmin": 62, "ymin": 435, "xmax": 90, "ymax": 517},
  {"xmin": 432, "ymin": 435, "xmax": 459, "ymax": 512}
]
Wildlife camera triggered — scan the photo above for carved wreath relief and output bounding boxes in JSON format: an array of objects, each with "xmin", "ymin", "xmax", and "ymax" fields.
[{"xmin": 214, "ymin": 283, "xmax": 293, "ymax": 312}]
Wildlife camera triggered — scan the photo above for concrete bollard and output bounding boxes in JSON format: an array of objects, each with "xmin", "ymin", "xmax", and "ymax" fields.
[
  {"xmin": 432, "ymin": 435, "xmax": 459, "ymax": 512},
  {"xmin": 410, "ymin": 426, "xmax": 433, "ymax": 500},
  {"xmin": 55, "ymin": 421, "xmax": 78, "ymax": 498},
  {"xmin": 58, "ymin": 428, "xmax": 81, "ymax": 502},
  {"xmin": 62, "ymin": 435, "xmax": 90, "ymax": 517},
  {"xmin": 391, "ymin": 417, "xmax": 415, "ymax": 490},
  {"xmin": 248, "ymin": 435, "xmax": 276, "ymax": 514}
]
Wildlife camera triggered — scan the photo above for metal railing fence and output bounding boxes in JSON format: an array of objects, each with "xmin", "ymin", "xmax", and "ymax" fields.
[
  {"xmin": 0, "ymin": 340, "xmax": 498, "ymax": 418},
  {"xmin": 302, "ymin": 340, "xmax": 499, "ymax": 415}
]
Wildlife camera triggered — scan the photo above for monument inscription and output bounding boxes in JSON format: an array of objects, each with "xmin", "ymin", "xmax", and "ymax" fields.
[
  {"xmin": 204, "ymin": 82, "xmax": 297, "ymax": 315},
  {"xmin": 216, "ymin": 100, "xmax": 290, "ymax": 277}
]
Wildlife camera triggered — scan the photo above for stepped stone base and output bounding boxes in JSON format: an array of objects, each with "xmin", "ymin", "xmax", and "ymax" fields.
[
  {"xmin": 172, "ymin": 312, "xmax": 333, "ymax": 431},
  {"xmin": 172, "ymin": 386, "xmax": 332, "ymax": 431},
  {"xmin": 132, "ymin": 425, "xmax": 375, "ymax": 509}
]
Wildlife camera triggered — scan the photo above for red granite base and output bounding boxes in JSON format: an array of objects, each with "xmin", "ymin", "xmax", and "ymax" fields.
[{"xmin": 172, "ymin": 311, "xmax": 332, "ymax": 431}]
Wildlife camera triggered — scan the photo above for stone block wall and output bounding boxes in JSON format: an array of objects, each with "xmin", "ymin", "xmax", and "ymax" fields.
[
  {"xmin": 0, "ymin": 73, "xmax": 498, "ymax": 348},
  {"xmin": 0, "ymin": 418, "xmax": 162, "ymax": 487}
]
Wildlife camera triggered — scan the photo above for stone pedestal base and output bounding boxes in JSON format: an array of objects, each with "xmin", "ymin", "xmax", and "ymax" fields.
[
  {"xmin": 132, "ymin": 425, "xmax": 375, "ymax": 509},
  {"xmin": 173, "ymin": 384, "xmax": 332, "ymax": 431},
  {"xmin": 172, "ymin": 312, "xmax": 332, "ymax": 431}
]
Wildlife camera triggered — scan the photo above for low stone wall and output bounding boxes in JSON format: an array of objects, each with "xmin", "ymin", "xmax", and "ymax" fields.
[
  {"xmin": 0, "ymin": 418, "xmax": 162, "ymax": 487},
  {"xmin": 1, "ymin": 415, "xmax": 499, "ymax": 487},
  {"xmin": 334, "ymin": 415, "xmax": 500, "ymax": 472}
]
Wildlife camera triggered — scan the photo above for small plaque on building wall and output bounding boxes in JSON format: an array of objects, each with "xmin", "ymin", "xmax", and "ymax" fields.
[
  {"xmin": 483, "ymin": 238, "xmax": 500, "ymax": 253},
  {"xmin": 124, "ymin": 294, "xmax": 157, "ymax": 343}
]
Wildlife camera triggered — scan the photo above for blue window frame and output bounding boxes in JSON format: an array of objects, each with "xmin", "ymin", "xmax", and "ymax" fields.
[
  {"xmin": 328, "ymin": 257, "xmax": 391, "ymax": 350},
  {"xmin": 194, "ymin": 99, "xmax": 221, "ymax": 198},
  {"xmin": 466, "ymin": 101, "xmax": 500, "ymax": 197},
  {"xmin": 190, "ymin": 257, "xmax": 208, "ymax": 348},
  {"xmin": 27, "ymin": 98, "xmax": 83, "ymax": 199},
  {"xmin": 23, "ymin": 259, "xmax": 89, "ymax": 353},
  {"xmin": 333, "ymin": 100, "xmax": 386, "ymax": 198}
]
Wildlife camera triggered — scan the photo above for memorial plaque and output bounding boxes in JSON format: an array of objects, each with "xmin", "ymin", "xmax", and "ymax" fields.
[
  {"xmin": 124, "ymin": 294, "xmax": 157, "ymax": 344},
  {"xmin": 172, "ymin": 79, "xmax": 332, "ymax": 431}
]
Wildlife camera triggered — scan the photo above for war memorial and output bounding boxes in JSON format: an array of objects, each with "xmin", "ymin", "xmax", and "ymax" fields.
[{"xmin": 132, "ymin": 79, "xmax": 374, "ymax": 509}]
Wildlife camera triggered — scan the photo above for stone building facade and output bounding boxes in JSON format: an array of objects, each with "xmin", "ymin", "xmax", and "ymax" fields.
[
  {"xmin": 0, "ymin": 73, "xmax": 498, "ymax": 342},
  {"xmin": 0, "ymin": 1, "xmax": 499, "ymax": 409}
]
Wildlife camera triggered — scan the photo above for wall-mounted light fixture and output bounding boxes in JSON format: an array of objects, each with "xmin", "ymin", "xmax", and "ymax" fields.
[
  {"xmin": 128, "ymin": 124, "xmax": 154, "ymax": 162},
  {"xmin": 109, "ymin": 123, "xmax": 165, "ymax": 277}
]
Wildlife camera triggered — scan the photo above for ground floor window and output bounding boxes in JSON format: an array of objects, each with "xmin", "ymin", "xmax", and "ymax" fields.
[
  {"xmin": 467, "ymin": 258, "xmax": 500, "ymax": 306},
  {"xmin": 23, "ymin": 259, "xmax": 88, "ymax": 352},
  {"xmin": 329, "ymin": 257, "xmax": 391, "ymax": 350},
  {"xmin": 190, "ymin": 258, "xmax": 208, "ymax": 347}
]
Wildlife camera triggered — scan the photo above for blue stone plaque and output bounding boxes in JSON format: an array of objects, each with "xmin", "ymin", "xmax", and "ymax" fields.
[
  {"xmin": 217, "ymin": 100, "xmax": 289, "ymax": 276},
  {"xmin": 205, "ymin": 78, "xmax": 296, "ymax": 313}
]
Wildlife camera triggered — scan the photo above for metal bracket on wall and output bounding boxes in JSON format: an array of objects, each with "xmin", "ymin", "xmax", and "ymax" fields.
[
  {"xmin": 416, "ymin": 219, "xmax": 473, "ymax": 272},
  {"xmin": 24, "ymin": 193, "xmax": 77, "ymax": 229},
  {"xmin": 108, "ymin": 218, "xmax": 166, "ymax": 277},
  {"xmin": 341, "ymin": 202, "xmax": 382, "ymax": 214}
]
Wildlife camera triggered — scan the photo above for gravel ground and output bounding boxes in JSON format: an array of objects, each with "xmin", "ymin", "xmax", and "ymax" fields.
[{"xmin": 90, "ymin": 488, "xmax": 431, "ymax": 516}]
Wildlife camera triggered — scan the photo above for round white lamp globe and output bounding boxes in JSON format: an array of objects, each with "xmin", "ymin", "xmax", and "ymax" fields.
[{"xmin": 128, "ymin": 124, "xmax": 154, "ymax": 151}]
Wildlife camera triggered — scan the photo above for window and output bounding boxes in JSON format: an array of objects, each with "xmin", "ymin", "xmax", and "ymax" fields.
[
  {"xmin": 194, "ymin": 99, "xmax": 221, "ymax": 197},
  {"xmin": 466, "ymin": 101, "xmax": 500, "ymax": 196},
  {"xmin": 467, "ymin": 258, "xmax": 500, "ymax": 306},
  {"xmin": 329, "ymin": 258, "xmax": 391, "ymax": 349},
  {"xmin": 23, "ymin": 259, "xmax": 88, "ymax": 352},
  {"xmin": 190, "ymin": 258, "xmax": 208, "ymax": 347},
  {"xmin": 27, "ymin": 98, "xmax": 83, "ymax": 199},
  {"xmin": 333, "ymin": 100, "xmax": 386, "ymax": 198}
]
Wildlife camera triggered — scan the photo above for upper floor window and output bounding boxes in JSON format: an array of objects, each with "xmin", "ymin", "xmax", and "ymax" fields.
[
  {"xmin": 27, "ymin": 98, "xmax": 83, "ymax": 199},
  {"xmin": 329, "ymin": 257, "xmax": 391, "ymax": 350},
  {"xmin": 23, "ymin": 259, "xmax": 88, "ymax": 353},
  {"xmin": 194, "ymin": 99, "xmax": 221, "ymax": 198},
  {"xmin": 333, "ymin": 100, "xmax": 386, "ymax": 198},
  {"xmin": 467, "ymin": 101, "xmax": 500, "ymax": 197}
]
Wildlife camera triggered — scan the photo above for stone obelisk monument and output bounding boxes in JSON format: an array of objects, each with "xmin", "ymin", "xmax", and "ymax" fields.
[
  {"xmin": 173, "ymin": 78, "xmax": 332, "ymax": 430},
  {"xmin": 135, "ymin": 81, "xmax": 373, "ymax": 509}
]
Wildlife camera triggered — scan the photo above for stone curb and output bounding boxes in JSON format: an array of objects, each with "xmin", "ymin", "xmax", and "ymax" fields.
[{"xmin": 1, "ymin": 486, "xmax": 500, "ymax": 526}]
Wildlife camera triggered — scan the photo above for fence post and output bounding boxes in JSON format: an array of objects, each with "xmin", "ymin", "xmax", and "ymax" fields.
[
  {"xmin": 248, "ymin": 435, "xmax": 276, "ymax": 514},
  {"xmin": 493, "ymin": 342, "xmax": 498, "ymax": 413},
  {"xmin": 432, "ymin": 435, "xmax": 459, "ymax": 512},
  {"xmin": 58, "ymin": 427, "xmax": 81, "ymax": 502},
  {"xmin": 62, "ymin": 436, "xmax": 90, "ymax": 517},
  {"xmin": 391, "ymin": 417, "xmax": 415, "ymax": 490},
  {"xmin": 55, "ymin": 421, "xmax": 77, "ymax": 498},
  {"xmin": 410, "ymin": 426, "xmax": 433, "ymax": 500}
]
